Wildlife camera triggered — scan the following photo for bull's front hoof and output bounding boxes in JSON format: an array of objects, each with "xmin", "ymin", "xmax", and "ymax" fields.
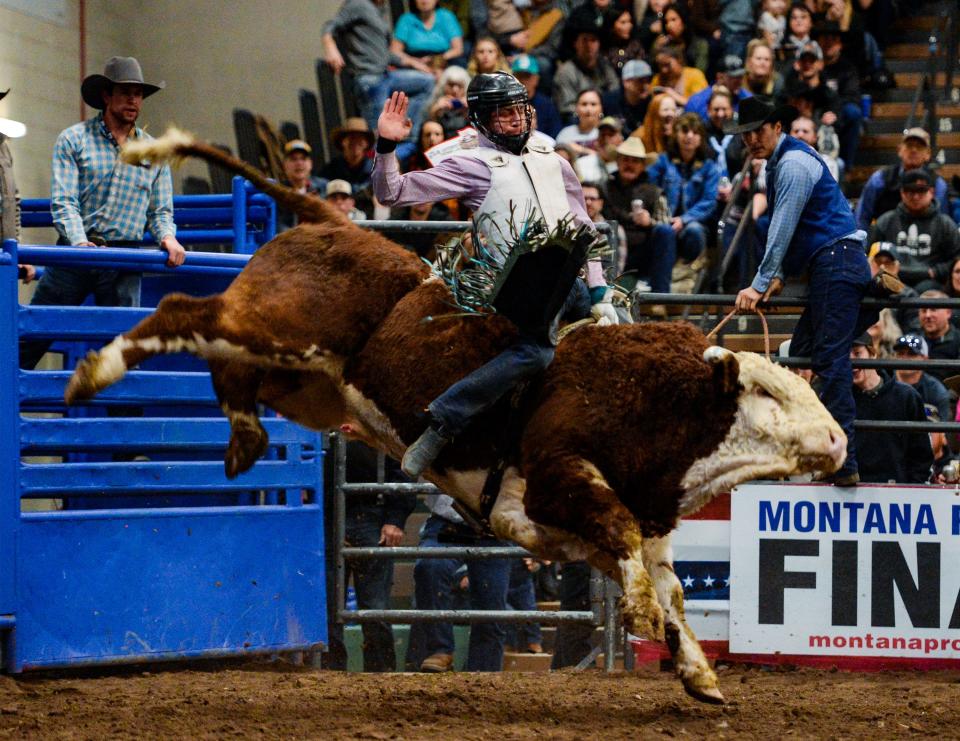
[
  {"xmin": 64, "ymin": 351, "xmax": 101, "ymax": 405},
  {"xmin": 681, "ymin": 673, "xmax": 725, "ymax": 705},
  {"xmin": 224, "ymin": 428, "xmax": 269, "ymax": 479},
  {"xmin": 621, "ymin": 599, "xmax": 665, "ymax": 642}
]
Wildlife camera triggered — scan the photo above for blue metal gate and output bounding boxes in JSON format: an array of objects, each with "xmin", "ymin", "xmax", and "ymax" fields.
[{"xmin": 0, "ymin": 238, "xmax": 326, "ymax": 671}]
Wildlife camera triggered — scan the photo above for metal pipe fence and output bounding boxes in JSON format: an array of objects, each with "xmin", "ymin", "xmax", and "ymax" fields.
[{"xmin": 331, "ymin": 433, "xmax": 622, "ymax": 671}]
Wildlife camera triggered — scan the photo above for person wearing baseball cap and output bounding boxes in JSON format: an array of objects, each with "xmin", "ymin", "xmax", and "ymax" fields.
[
  {"xmin": 685, "ymin": 54, "xmax": 751, "ymax": 122},
  {"xmin": 601, "ymin": 59, "xmax": 654, "ymax": 134},
  {"xmin": 19, "ymin": 56, "xmax": 186, "ymax": 370},
  {"xmin": 511, "ymin": 54, "xmax": 562, "ymax": 139},
  {"xmin": 729, "ymin": 94, "xmax": 880, "ymax": 486},
  {"xmin": 851, "ymin": 331, "xmax": 933, "ymax": 484},
  {"xmin": 324, "ymin": 179, "xmax": 365, "ymax": 221},
  {"xmin": 854, "ymin": 126, "xmax": 950, "ymax": 231},
  {"xmin": 277, "ymin": 140, "xmax": 324, "ymax": 232},
  {"xmin": 868, "ymin": 167, "xmax": 960, "ymax": 291}
]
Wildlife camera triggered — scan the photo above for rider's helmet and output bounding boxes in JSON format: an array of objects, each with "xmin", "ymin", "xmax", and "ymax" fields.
[{"xmin": 466, "ymin": 71, "xmax": 533, "ymax": 155}]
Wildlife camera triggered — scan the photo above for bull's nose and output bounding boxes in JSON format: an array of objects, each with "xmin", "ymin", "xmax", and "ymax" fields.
[{"xmin": 828, "ymin": 429, "xmax": 847, "ymax": 468}]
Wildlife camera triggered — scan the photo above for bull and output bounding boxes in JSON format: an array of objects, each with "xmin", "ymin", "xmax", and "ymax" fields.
[{"xmin": 63, "ymin": 129, "xmax": 847, "ymax": 703}]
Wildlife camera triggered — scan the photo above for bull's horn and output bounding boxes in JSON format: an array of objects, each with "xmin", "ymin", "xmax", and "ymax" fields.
[
  {"xmin": 703, "ymin": 345, "xmax": 740, "ymax": 395},
  {"xmin": 703, "ymin": 346, "xmax": 734, "ymax": 363}
]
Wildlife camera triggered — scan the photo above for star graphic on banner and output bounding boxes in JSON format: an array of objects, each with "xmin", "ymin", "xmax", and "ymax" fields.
[
  {"xmin": 682, "ymin": 575, "xmax": 695, "ymax": 588},
  {"xmin": 703, "ymin": 575, "xmax": 715, "ymax": 587},
  {"xmin": 724, "ymin": 576, "xmax": 730, "ymax": 587}
]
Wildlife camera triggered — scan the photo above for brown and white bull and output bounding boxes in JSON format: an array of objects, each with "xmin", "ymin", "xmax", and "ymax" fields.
[{"xmin": 64, "ymin": 130, "xmax": 846, "ymax": 703}]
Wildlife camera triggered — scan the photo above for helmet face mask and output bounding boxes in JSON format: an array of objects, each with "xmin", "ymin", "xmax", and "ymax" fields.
[{"xmin": 467, "ymin": 72, "xmax": 533, "ymax": 154}]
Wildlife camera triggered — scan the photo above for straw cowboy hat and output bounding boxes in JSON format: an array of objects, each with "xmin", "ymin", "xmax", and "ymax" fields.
[
  {"xmin": 330, "ymin": 117, "xmax": 375, "ymax": 150},
  {"xmin": 0, "ymin": 90, "xmax": 26, "ymax": 139},
  {"xmin": 616, "ymin": 136, "xmax": 658, "ymax": 164},
  {"xmin": 81, "ymin": 56, "xmax": 165, "ymax": 110},
  {"xmin": 723, "ymin": 95, "xmax": 798, "ymax": 135}
]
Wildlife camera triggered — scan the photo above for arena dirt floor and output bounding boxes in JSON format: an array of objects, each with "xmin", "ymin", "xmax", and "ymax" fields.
[{"xmin": 0, "ymin": 662, "xmax": 956, "ymax": 739}]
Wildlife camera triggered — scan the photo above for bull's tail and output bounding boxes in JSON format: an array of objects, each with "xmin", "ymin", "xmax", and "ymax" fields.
[
  {"xmin": 121, "ymin": 127, "xmax": 350, "ymax": 227},
  {"xmin": 64, "ymin": 292, "xmax": 226, "ymax": 405}
]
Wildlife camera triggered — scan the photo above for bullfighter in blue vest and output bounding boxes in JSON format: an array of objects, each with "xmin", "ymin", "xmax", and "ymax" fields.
[{"xmin": 728, "ymin": 96, "xmax": 887, "ymax": 486}]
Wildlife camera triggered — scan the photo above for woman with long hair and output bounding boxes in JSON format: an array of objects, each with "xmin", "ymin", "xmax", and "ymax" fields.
[
  {"xmin": 644, "ymin": 112, "xmax": 719, "ymax": 265},
  {"xmin": 402, "ymin": 120, "xmax": 462, "ymax": 219},
  {"xmin": 632, "ymin": 92, "xmax": 677, "ymax": 155},
  {"xmin": 603, "ymin": 9, "xmax": 644, "ymax": 75},
  {"xmin": 743, "ymin": 38, "xmax": 784, "ymax": 98},
  {"xmin": 467, "ymin": 37, "xmax": 510, "ymax": 76},
  {"xmin": 652, "ymin": 3, "xmax": 709, "ymax": 73}
]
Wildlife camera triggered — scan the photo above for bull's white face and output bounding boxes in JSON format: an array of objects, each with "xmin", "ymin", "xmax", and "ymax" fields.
[{"xmin": 679, "ymin": 348, "xmax": 846, "ymax": 515}]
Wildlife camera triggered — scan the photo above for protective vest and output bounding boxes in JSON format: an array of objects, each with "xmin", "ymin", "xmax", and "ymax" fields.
[
  {"xmin": 0, "ymin": 137, "xmax": 18, "ymax": 241},
  {"xmin": 769, "ymin": 136, "xmax": 858, "ymax": 278}
]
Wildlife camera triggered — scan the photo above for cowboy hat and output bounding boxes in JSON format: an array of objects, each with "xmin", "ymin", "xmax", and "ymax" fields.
[
  {"xmin": 616, "ymin": 136, "xmax": 658, "ymax": 163},
  {"xmin": 330, "ymin": 117, "xmax": 375, "ymax": 150},
  {"xmin": 723, "ymin": 95, "xmax": 798, "ymax": 135},
  {"xmin": 81, "ymin": 57, "xmax": 165, "ymax": 110},
  {"xmin": 0, "ymin": 90, "xmax": 26, "ymax": 139}
]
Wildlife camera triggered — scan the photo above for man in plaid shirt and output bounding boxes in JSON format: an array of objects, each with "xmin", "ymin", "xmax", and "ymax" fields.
[{"xmin": 21, "ymin": 57, "xmax": 185, "ymax": 369}]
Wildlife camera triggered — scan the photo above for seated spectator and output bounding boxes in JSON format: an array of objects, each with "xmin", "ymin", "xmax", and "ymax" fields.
[
  {"xmin": 850, "ymin": 333, "xmax": 933, "ymax": 484},
  {"xmin": 556, "ymin": 88, "xmax": 603, "ymax": 152},
  {"xmin": 686, "ymin": 54, "xmax": 750, "ymax": 123},
  {"xmin": 427, "ymin": 65, "xmax": 470, "ymax": 139},
  {"xmin": 894, "ymin": 334, "xmax": 954, "ymax": 451},
  {"xmin": 918, "ymin": 289, "xmax": 960, "ymax": 383},
  {"xmin": 705, "ymin": 87, "xmax": 747, "ymax": 180},
  {"xmin": 646, "ymin": 112, "xmax": 720, "ymax": 266},
  {"xmin": 650, "ymin": 44, "xmax": 707, "ymax": 107},
  {"xmin": 814, "ymin": 21, "xmax": 862, "ymax": 172},
  {"xmin": 742, "ymin": 39, "xmax": 784, "ymax": 98},
  {"xmin": 505, "ymin": 559, "xmax": 544, "ymax": 654},
  {"xmin": 403, "ymin": 119, "xmax": 446, "ymax": 172},
  {"xmin": 512, "ymin": 55, "xmax": 563, "ymax": 139},
  {"xmin": 779, "ymin": 1, "xmax": 814, "ymax": 68},
  {"xmin": 719, "ymin": 0, "xmax": 757, "ymax": 59},
  {"xmin": 467, "ymin": 36, "xmax": 511, "ymax": 76},
  {"xmin": 758, "ymin": 0, "xmax": 788, "ymax": 52},
  {"xmin": 942, "ymin": 256, "xmax": 960, "ymax": 329},
  {"xmin": 486, "ymin": 0, "xmax": 566, "ymax": 85},
  {"xmin": 652, "ymin": 3, "xmax": 709, "ymax": 73},
  {"xmin": 603, "ymin": 8, "xmax": 645, "ymax": 76},
  {"xmin": 789, "ymin": 114, "xmax": 840, "ymax": 182},
  {"xmin": 564, "ymin": 0, "xmax": 613, "ymax": 51},
  {"xmin": 320, "ymin": 117, "xmax": 375, "ymax": 217},
  {"xmin": 581, "ymin": 181, "xmax": 627, "ymax": 280},
  {"xmin": 326, "ymin": 179, "xmax": 367, "ymax": 221},
  {"xmin": 595, "ymin": 116, "xmax": 624, "ymax": 176},
  {"xmin": 854, "ymin": 128, "xmax": 950, "ymax": 230},
  {"xmin": 868, "ymin": 242, "xmax": 918, "ymax": 332},
  {"xmin": 322, "ymin": 0, "xmax": 434, "ymax": 155},
  {"xmin": 637, "ymin": 0, "xmax": 669, "ymax": 50},
  {"xmin": 412, "ymin": 494, "xmax": 510, "ymax": 672},
  {"xmin": 781, "ymin": 41, "xmax": 840, "ymax": 126},
  {"xmin": 602, "ymin": 59, "xmax": 654, "ymax": 135},
  {"xmin": 391, "ymin": 0, "xmax": 464, "ymax": 70},
  {"xmin": 553, "ymin": 25, "xmax": 620, "ymax": 123},
  {"xmin": 600, "ymin": 138, "xmax": 674, "ymax": 298},
  {"xmin": 686, "ymin": 0, "xmax": 722, "ymax": 61},
  {"xmin": 868, "ymin": 169, "xmax": 960, "ymax": 292},
  {"xmin": 634, "ymin": 92, "xmax": 677, "ymax": 155},
  {"xmin": 277, "ymin": 140, "xmax": 325, "ymax": 231}
]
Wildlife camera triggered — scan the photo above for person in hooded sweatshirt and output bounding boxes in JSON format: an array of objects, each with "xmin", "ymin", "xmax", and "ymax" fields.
[
  {"xmin": 850, "ymin": 333, "xmax": 933, "ymax": 484},
  {"xmin": 868, "ymin": 169, "xmax": 960, "ymax": 293}
]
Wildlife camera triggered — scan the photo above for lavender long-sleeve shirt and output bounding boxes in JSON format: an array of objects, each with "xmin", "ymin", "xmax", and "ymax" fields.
[{"xmin": 372, "ymin": 141, "xmax": 605, "ymax": 287}]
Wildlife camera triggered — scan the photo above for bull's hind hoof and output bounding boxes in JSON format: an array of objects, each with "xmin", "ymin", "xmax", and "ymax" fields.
[
  {"xmin": 224, "ymin": 427, "xmax": 269, "ymax": 479},
  {"xmin": 64, "ymin": 351, "xmax": 101, "ymax": 405},
  {"xmin": 681, "ymin": 674, "xmax": 726, "ymax": 705}
]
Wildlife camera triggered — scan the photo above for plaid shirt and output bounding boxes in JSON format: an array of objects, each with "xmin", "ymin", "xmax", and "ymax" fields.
[{"xmin": 51, "ymin": 113, "xmax": 175, "ymax": 245}]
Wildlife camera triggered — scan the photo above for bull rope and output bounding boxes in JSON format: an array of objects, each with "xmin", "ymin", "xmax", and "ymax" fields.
[{"xmin": 706, "ymin": 307, "xmax": 771, "ymax": 359}]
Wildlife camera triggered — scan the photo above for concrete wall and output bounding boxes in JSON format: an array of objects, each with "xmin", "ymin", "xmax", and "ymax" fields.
[{"xmin": 1, "ymin": 0, "xmax": 337, "ymax": 199}]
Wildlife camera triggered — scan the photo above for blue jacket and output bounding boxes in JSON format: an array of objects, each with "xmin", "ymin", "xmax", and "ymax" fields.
[{"xmin": 646, "ymin": 153, "xmax": 720, "ymax": 226}]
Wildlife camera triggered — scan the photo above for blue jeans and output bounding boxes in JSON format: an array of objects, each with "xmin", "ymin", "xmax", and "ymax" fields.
[
  {"xmin": 506, "ymin": 559, "xmax": 542, "ymax": 648},
  {"xmin": 326, "ymin": 510, "xmax": 398, "ymax": 671},
  {"xmin": 626, "ymin": 223, "xmax": 676, "ymax": 294},
  {"xmin": 838, "ymin": 102, "xmax": 863, "ymax": 172},
  {"xmin": 789, "ymin": 239, "xmax": 876, "ymax": 476},
  {"xmin": 356, "ymin": 69, "xmax": 434, "ymax": 147},
  {"xmin": 19, "ymin": 265, "xmax": 141, "ymax": 369},
  {"xmin": 677, "ymin": 220, "xmax": 707, "ymax": 262},
  {"xmin": 413, "ymin": 515, "xmax": 510, "ymax": 671}
]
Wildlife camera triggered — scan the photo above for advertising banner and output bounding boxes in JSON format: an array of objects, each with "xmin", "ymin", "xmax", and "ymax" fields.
[{"xmin": 730, "ymin": 483, "xmax": 960, "ymax": 660}]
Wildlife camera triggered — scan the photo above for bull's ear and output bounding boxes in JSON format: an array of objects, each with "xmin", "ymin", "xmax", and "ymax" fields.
[{"xmin": 703, "ymin": 346, "xmax": 740, "ymax": 396}]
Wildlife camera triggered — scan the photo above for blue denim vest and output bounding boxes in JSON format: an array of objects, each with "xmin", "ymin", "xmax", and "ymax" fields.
[{"xmin": 768, "ymin": 136, "xmax": 857, "ymax": 277}]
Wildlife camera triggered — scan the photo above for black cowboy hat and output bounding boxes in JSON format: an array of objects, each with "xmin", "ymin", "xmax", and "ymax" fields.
[
  {"xmin": 81, "ymin": 57, "xmax": 165, "ymax": 110},
  {"xmin": 723, "ymin": 95, "xmax": 799, "ymax": 135}
]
